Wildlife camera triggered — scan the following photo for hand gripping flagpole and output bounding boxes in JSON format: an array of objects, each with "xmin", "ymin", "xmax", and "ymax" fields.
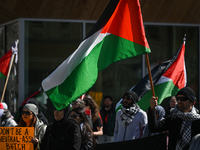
[
  {"xmin": 145, "ymin": 54, "xmax": 155, "ymax": 97},
  {"xmin": 1, "ymin": 39, "xmax": 19, "ymax": 103}
]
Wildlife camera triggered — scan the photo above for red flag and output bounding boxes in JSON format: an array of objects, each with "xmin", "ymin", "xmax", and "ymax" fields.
[{"xmin": 0, "ymin": 50, "xmax": 12, "ymax": 79}]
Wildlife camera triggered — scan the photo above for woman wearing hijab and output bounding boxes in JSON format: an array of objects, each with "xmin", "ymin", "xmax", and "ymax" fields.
[
  {"xmin": 71, "ymin": 107, "xmax": 95, "ymax": 150},
  {"xmin": 18, "ymin": 103, "xmax": 47, "ymax": 149},
  {"xmin": 142, "ymin": 105, "xmax": 165, "ymax": 137},
  {"xmin": 40, "ymin": 105, "xmax": 82, "ymax": 150}
]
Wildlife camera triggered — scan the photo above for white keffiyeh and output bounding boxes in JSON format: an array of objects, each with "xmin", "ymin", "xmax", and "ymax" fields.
[{"xmin": 120, "ymin": 104, "xmax": 140, "ymax": 126}]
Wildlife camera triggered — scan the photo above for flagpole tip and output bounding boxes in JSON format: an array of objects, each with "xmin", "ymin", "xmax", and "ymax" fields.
[
  {"xmin": 183, "ymin": 34, "xmax": 186, "ymax": 42},
  {"xmin": 15, "ymin": 39, "xmax": 19, "ymax": 44}
]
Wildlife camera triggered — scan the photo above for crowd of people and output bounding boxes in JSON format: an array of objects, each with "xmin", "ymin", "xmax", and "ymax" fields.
[{"xmin": 1, "ymin": 86, "xmax": 200, "ymax": 150}]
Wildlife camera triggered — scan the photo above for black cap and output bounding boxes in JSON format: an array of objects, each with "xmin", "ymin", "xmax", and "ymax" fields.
[
  {"xmin": 176, "ymin": 87, "xmax": 196, "ymax": 102},
  {"xmin": 123, "ymin": 91, "xmax": 138, "ymax": 103}
]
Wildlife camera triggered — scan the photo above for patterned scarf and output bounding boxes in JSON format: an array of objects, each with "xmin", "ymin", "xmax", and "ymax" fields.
[
  {"xmin": 172, "ymin": 106, "xmax": 200, "ymax": 150},
  {"xmin": 120, "ymin": 104, "xmax": 140, "ymax": 126}
]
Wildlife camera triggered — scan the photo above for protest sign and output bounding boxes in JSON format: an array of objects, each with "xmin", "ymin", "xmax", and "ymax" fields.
[{"xmin": 0, "ymin": 127, "xmax": 34, "ymax": 150}]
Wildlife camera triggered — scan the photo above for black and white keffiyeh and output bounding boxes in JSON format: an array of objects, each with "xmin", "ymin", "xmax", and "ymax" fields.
[
  {"xmin": 172, "ymin": 106, "xmax": 200, "ymax": 150},
  {"xmin": 120, "ymin": 104, "xmax": 140, "ymax": 126}
]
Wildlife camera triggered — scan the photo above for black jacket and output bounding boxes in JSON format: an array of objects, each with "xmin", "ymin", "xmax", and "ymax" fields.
[
  {"xmin": 148, "ymin": 107, "xmax": 187, "ymax": 150},
  {"xmin": 100, "ymin": 106, "xmax": 115, "ymax": 136},
  {"xmin": 40, "ymin": 105, "xmax": 82, "ymax": 150},
  {"xmin": 40, "ymin": 118, "xmax": 82, "ymax": 150}
]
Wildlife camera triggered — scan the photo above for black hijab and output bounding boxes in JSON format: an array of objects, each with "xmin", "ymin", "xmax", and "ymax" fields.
[{"xmin": 52, "ymin": 105, "xmax": 71, "ymax": 136}]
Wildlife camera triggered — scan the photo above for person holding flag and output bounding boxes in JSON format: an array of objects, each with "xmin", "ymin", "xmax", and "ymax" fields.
[
  {"xmin": 114, "ymin": 91, "xmax": 147, "ymax": 142},
  {"xmin": 148, "ymin": 87, "xmax": 200, "ymax": 150}
]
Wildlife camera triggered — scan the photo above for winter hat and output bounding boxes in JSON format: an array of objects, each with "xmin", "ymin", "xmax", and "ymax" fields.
[
  {"xmin": 0, "ymin": 103, "xmax": 4, "ymax": 118},
  {"xmin": 176, "ymin": 87, "xmax": 196, "ymax": 102},
  {"xmin": 2, "ymin": 102, "xmax": 8, "ymax": 110},
  {"xmin": 123, "ymin": 91, "xmax": 139, "ymax": 103},
  {"xmin": 23, "ymin": 103, "xmax": 38, "ymax": 116}
]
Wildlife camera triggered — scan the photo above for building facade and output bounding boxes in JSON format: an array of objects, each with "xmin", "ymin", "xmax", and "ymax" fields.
[{"xmin": 0, "ymin": 0, "xmax": 199, "ymax": 115}]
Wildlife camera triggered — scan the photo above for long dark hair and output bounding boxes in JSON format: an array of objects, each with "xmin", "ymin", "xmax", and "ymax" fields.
[
  {"xmin": 72, "ymin": 107, "xmax": 95, "ymax": 148},
  {"xmin": 83, "ymin": 97, "xmax": 99, "ymax": 123}
]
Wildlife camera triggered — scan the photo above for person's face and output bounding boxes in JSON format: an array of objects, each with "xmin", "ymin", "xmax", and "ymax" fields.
[
  {"xmin": 22, "ymin": 108, "xmax": 34, "ymax": 123},
  {"xmin": 123, "ymin": 95, "xmax": 134, "ymax": 108},
  {"xmin": 72, "ymin": 102, "xmax": 79, "ymax": 109},
  {"xmin": 170, "ymin": 97, "xmax": 177, "ymax": 108},
  {"xmin": 104, "ymin": 98, "xmax": 112, "ymax": 108},
  {"xmin": 54, "ymin": 109, "xmax": 64, "ymax": 121},
  {"xmin": 70, "ymin": 111, "xmax": 83, "ymax": 124},
  {"xmin": 177, "ymin": 95, "xmax": 193, "ymax": 112}
]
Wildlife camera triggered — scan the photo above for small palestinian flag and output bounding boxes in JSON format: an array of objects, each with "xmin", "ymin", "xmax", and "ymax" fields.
[{"xmin": 116, "ymin": 40, "xmax": 186, "ymax": 111}]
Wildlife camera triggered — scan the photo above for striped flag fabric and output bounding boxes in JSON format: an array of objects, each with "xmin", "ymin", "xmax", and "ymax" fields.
[
  {"xmin": 116, "ymin": 39, "xmax": 186, "ymax": 112},
  {"xmin": 42, "ymin": 0, "xmax": 151, "ymax": 110}
]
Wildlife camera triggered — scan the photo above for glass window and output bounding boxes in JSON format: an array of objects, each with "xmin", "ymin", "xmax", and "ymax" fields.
[
  {"xmin": 0, "ymin": 27, "xmax": 4, "ymax": 56},
  {"xmin": 5, "ymin": 22, "xmax": 19, "ymax": 114},
  {"xmin": 25, "ymin": 21, "xmax": 83, "ymax": 99},
  {"xmin": 100, "ymin": 56, "xmax": 142, "ymax": 107},
  {"xmin": 86, "ymin": 23, "xmax": 96, "ymax": 35},
  {"xmin": 0, "ymin": 27, "xmax": 5, "ymax": 102}
]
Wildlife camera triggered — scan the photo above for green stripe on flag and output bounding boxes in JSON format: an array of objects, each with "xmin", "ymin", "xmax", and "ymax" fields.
[
  {"xmin": 98, "ymin": 35, "xmax": 150, "ymax": 71},
  {"xmin": 138, "ymin": 80, "xmax": 180, "ymax": 111},
  {"xmin": 46, "ymin": 34, "xmax": 150, "ymax": 110},
  {"xmin": 0, "ymin": 72, "xmax": 6, "ymax": 79},
  {"xmin": 115, "ymin": 104, "xmax": 122, "ymax": 113}
]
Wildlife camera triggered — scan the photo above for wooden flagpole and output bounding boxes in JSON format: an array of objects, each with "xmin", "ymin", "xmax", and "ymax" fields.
[
  {"xmin": 145, "ymin": 53, "xmax": 155, "ymax": 97},
  {"xmin": 1, "ymin": 53, "xmax": 15, "ymax": 103}
]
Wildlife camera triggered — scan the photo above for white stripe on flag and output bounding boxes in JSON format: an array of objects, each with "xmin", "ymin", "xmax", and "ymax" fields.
[
  {"xmin": 42, "ymin": 29, "xmax": 110, "ymax": 91},
  {"xmin": 155, "ymin": 76, "xmax": 171, "ymax": 85}
]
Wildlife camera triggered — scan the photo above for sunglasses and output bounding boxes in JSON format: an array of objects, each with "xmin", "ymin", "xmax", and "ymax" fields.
[
  {"xmin": 122, "ymin": 95, "xmax": 133, "ymax": 100},
  {"xmin": 70, "ymin": 114, "xmax": 80, "ymax": 119},
  {"xmin": 176, "ymin": 96, "xmax": 189, "ymax": 101},
  {"xmin": 22, "ymin": 111, "xmax": 32, "ymax": 115}
]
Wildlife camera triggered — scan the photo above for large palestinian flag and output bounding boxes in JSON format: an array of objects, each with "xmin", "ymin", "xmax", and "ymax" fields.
[
  {"xmin": 42, "ymin": 0, "xmax": 151, "ymax": 110},
  {"xmin": 116, "ymin": 40, "xmax": 186, "ymax": 112},
  {"xmin": 0, "ymin": 50, "xmax": 12, "ymax": 79}
]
